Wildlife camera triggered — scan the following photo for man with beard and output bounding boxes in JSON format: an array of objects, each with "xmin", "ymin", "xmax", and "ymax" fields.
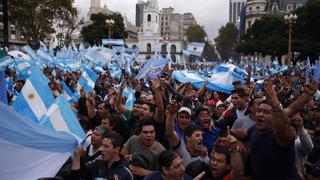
[
  {"xmin": 166, "ymin": 101, "xmax": 210, "ymax": 166},
  {"xmin": 238, "ymin": 79, "xmax": 317, "ymax": 180},
  {"xmin": 71, "ymin": 133, "xmax": 133, "ymax": 180}
]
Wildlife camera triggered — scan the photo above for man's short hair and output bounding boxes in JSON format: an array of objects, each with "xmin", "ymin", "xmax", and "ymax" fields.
[
  {"xmin": 138, "ymin": 119, "xmax": 156, "ymax": 133},
  {"xmin": 143, "ymin": 102, "xmax": 156, "ymax": 113},
  {"xmin": 103, "ymin": 132, "xmax": 124, "ymax": 149},
  {"xmin": 134, "ymin": 99, "xmax": 144, "ymax": 105},
  {"xmin": 184, "ymin": 124, "xmax": 202, "ymax": 139},
  {"xmin": 195, "ymin": 107, "xmax": 210, "ymax": 117},
  {"xmin": 95, "ymin": 126, "xmax": 107, "ymax": 135},
  {"xmin": 159, "ymin": 150, "xmax": 179, "ymax": 169},
  {"xmin": 212, "ymin": 147, "xmax": 231, "ymax": 164},
  {"xmin": 231, "ymin": 88, "xmax": 247, "ymax": 98}
]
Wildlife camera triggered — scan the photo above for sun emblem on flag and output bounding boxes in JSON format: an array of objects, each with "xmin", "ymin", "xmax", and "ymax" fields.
[
  {"xmin": 193, "ymin": 47, "xmax": 197, "ymax": 51},
  {"xmin": 28, "ymin": 93, "xmax": 35, "ymax": 99}
]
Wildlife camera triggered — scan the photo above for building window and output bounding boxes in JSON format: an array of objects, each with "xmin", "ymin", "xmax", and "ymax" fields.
[
  {"xmin": 165, "ymin": 22, "xmax": 168, "ymax": 25},
  {"xmin": 249, "ymin": 7, "xmax": 252, "ymax": 11},
  {"xmin": 161, "ymin": 44, "xmax": 167, "ymax": 53},
  {"xmin": 147, "ymin": 43, "xmax": 151, "ymax": 53},
  {"xmin": 248, "ymin": 21, "xmax": 251, "ymax": 27},
  {"xmin": 165, "ymin": 17, "xmax": 168, "ymax": 20},
  {"xmin": 147, "ymin": 14, "xmax": 151, "ymax": 22},
  {"xmin": 287, "ymin": 4, "xmax": 293, "ymax": 11},
  {"xmin": 156, "ymin": 15, "xmax": 157, "ymax": 22},
  {"xmin": 256, "ymin": 6, "xmax": 260, "ymax": 11},
  {"xmin": 170, "ymin": 44, "xmax": 176, "ymax": 53}
]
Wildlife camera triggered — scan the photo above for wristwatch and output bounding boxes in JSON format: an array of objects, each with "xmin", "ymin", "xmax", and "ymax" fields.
[{"xmin": 272, "ymin": 103, "xmax": 284, "ymax": 112}]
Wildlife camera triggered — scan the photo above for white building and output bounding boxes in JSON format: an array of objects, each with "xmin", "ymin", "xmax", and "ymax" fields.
[{"xmin": 127, "ymin": 0, "xmax": 185, "ymax": 62}]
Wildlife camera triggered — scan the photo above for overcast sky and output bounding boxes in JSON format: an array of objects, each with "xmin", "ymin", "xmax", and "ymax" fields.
[{"xmin": 74, "ymin": 0, "xmax": 229, "ymax": 40}]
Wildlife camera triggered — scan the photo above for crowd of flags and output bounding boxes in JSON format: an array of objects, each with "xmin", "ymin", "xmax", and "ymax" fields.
[{"xmin": 0, "ymin": 39, "xmax": 319, "ymax": 179}]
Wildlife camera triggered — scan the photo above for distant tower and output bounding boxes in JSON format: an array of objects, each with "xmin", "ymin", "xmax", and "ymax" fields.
[
  {"xmin": 245, "ymin": 0, "xmax": 267, "ymax": 31},
  {"xmin": 138, "ymin": 1, "xmax": 161, "ymax": 53},
  {"xmin": 91, "ymin": 0, "xmax": 101, "ymax": 8},
  {"xmin": 149, "ymin": 0, "xmax": 159, "ymax": 10}
]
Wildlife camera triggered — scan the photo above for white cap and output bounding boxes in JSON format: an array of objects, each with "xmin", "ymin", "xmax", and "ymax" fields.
[{"xmin": 178, "ymin": 107, "xmax": 191, "ymax": 116}]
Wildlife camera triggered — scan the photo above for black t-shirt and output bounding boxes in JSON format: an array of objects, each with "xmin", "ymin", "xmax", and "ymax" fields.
[{"xmin": 248, "ymin": 125, "xmax": 299, "ymax": 180}]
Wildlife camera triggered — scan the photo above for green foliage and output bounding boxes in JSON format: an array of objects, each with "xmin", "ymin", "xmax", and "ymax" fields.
[
  {"xmin": 294, "ymin": 0, "xmax": 320, "ymax": 62},
  {"xmin": 8, "ymin": 0, "xmax": 77, "ymax": 48},
  {"xmin": 214, "ymin": 23, "xmax": 239, "ymax": 60},
  {"xmin": 202, "ymin": 42, "xmax": 219, "ymax": 61},
  {"xmin": 236, "ymin": 14, "xmax": 287, "ymax": 63},
  {"xmin": 185, "ymin": 24, "xmax": 207, "ymax": 43},
  {"xmin": 81, "ymin": 13, "xmax": 128, "ymax": 46}
]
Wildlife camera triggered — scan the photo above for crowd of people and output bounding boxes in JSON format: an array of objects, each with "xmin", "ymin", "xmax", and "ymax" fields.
[{"xmin": 4, "ymin": 62, "xmax": 320, "ymax": 180}]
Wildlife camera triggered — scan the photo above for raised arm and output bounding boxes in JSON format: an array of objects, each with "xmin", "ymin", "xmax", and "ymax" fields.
[
  {"xmin": 115, "ymin": 82, "xmax": 127, "ymax": 114},
  {"xmin": 151, "ymin": 79, "xmax": 165, "ymax": 123},
  {"xmin": 226, "ymin": 127, "xmax": 249, "ymax": 180},
  {"xmin": 284, "ymin": 82, "xmax": 317, "ymax": 118},
  {"xmin": 264, "ymin": 78, "xmax": 292, "ymax": 146},
  {"xmin": 197, "ymin": 81, "xmax": 208, "ymax": 97},
  {"xmin": 165, "ymin": 101, "xmax": 180, "ymax": 148},
  {"xmin": 86, "ymin": 91, "xmax": 97, "ymax": 119}
]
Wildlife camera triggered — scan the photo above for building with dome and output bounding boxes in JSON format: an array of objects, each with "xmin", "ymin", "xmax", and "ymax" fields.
[{"xmin": 244, "ymin": 0, "xmax": 307, "ymax": 31}]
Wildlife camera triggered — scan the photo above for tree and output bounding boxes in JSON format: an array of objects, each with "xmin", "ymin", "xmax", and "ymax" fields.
[
  {"xmin": 81, "ymin": 13, "xmax": 128, "ymax": 46},
  {"xmin": 236, "ymin": 14, "xmax": 287, "ymax": 64},
  {"xmin": 214, "ymin": 23, "xmax": 239, "ymax": 61},
  {"xmin": 202, "ymin": 42, "xmax": 219, "ymax": 61},
  {"xmin": 185, "ymin": 24, "xmax": 207, "ymax": 43},
  {"xmin": 8, "ymin": 0, "xmax": 77, "ymax": 48},
  {"xmin": 294, "ymin": 0, "xmax": 320, "ymax": 63}
]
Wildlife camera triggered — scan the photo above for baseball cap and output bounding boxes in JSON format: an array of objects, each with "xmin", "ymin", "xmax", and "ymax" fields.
[{"xmin": 178, "ymin": 107, "xmax": 191, "ymax": 116}]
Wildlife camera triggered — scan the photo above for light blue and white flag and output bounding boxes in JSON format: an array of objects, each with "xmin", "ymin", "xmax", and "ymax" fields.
[
  {"xmin": 0, "ymin": 69, "xmax": 7, "ymax": 104},
  {"xmin": 315, "ymin": 58, "xmax": 320, "ymax": 82},
  {"xmin": 22, "ymin": 45, "xmax": 37, "ymax": 59},
  {"xmin": 8, "ymin": 50, "xmax": 32, "ymax": 60},
  {"xmin": 14, "ymin": 60, "xmax": 34, "ymax": 79},
  {"xmin": 37, "ymin": 47, "xmax": 54, "ymax": 62},
  {"xmin": 82, "ymin": 68, "xmax": 98, "ymax": 92},
  {"xmin": 0, "ymin": 56, "xmax": 13, "ymax": 68},
  {"xmin": 61, "ymin": 81, "xmax": 76, "ymax": 103},
  {"xmin": 0, "ymin": 101, "xmax": 78, "ymax": 180},
  {"xmin": 12, "ymin": 67, "xmax": 55, "ymax": 122},
  {"xmin": 305, "ymin": 57, "xmax": 311, "ymax": 81},
  {"xmin": 186, "ymin": 42, "xmax": 205, "ymax": 57},
  {"xmin": 39, "ymin": 40, "xmax": 48, "ymax": 52},
  {"xmin": 39, "ymin": 95, "xmax": 85, "ymax": 141}
]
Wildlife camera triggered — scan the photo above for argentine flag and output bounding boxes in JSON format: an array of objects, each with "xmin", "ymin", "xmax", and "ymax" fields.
[
  {"xmin": 0, "ymin": 56, "xmax": 13, "ymax": 68},
  {"xmin": 186, "ymin": 42, "xmax": 205, "ymax": 57},
  {"xmin": 39, "ymin": 95, "xmax": 85, "ymax": 141},
  {"xmin": 12, "ymin": 67, "xmax": 54, "ymax": 122},
  {"xmin": 0, "ymin": 102, "xmax": 78, "ymax": 180}
]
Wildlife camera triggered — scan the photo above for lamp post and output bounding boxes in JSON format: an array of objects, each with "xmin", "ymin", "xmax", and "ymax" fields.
[
  {"xmin": 284, "ymin": 13, "xmax": 297, "ymax": 66},
  {"xmin": 105, "ymin": 19, "xmax": 114, "ymax": 39}
]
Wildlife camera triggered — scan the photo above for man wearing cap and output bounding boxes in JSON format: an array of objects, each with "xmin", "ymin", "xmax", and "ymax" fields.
[{"xmin": 175, "ymin": 107, "xmax": 193, "ymax": 142}]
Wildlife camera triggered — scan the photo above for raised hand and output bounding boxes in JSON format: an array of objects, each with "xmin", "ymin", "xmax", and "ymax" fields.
[
  {"xmin": 151, "ymin": 78, "xmax": 161, "ymax": 90},
  {"xmin": 263, "ymin": 78, "xmax": 281, "ymax": 109},
  {"xmin": 120, "ymin": 81, "xmax": 126, "ymax": 92},
  {"xmin": 166, "ymin": 100, "xmax": 181, "ymax": 115}
]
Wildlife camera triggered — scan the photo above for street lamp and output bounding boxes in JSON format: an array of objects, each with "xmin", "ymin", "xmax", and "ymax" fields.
[
  {"xmin": 284, "ymin": 13, "xmax": 298, "ymax": 66},
  {"xmin": 105, "ymin": 19, "xmax": 114, "ymax": 39}
]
